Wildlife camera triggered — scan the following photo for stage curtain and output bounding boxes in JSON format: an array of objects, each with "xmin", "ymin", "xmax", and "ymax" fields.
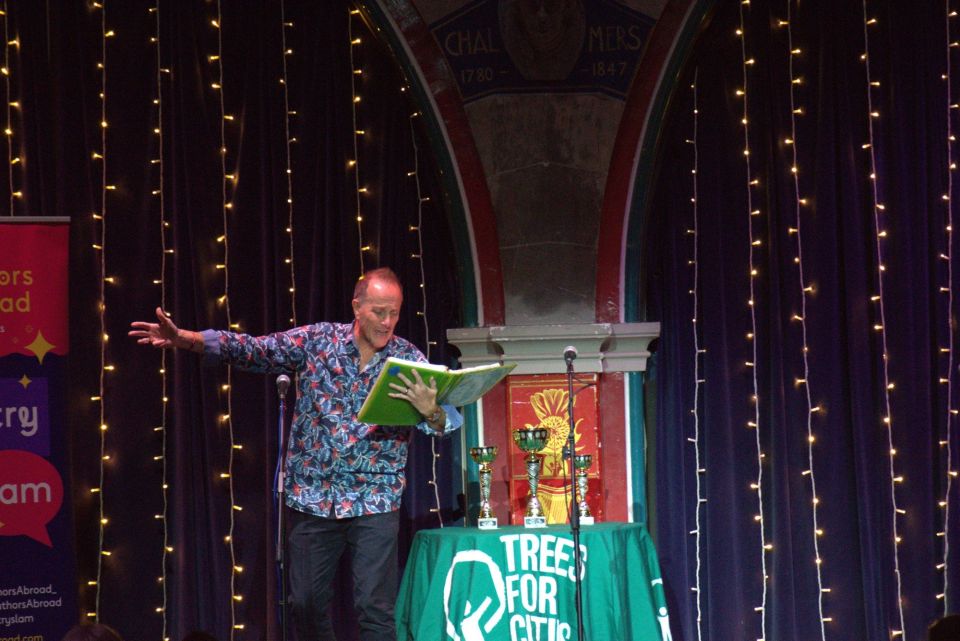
[
  {"xmin": 2, "ymin": 1, "xmax": 461, "ymax": 639},
  {"xmin": 646, "ymin": 2, "xmax": 958, "ymax": 640}
]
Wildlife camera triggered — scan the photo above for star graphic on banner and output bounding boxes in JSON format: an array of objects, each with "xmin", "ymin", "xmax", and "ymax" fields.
[
  {"xmin": 19, "ymin": 374, "xmax": 31, "ymax": 389},
  {"xmin": 26, "ymin": 330, "xmax": 55, "ymax": 365}
]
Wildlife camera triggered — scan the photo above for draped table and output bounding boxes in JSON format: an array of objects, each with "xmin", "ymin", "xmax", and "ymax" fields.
[{"xmin": 396, "ymin": 522, "xmax": 671, "ymax": 641}]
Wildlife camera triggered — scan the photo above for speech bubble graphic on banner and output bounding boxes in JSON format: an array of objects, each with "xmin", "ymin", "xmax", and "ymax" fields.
[{"xmin": 0, "ymin": 450, "xmax": 63, "ymax": 546}]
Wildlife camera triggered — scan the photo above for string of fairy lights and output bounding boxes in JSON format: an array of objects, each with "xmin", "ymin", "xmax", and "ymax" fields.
[
  {"xmin": 735, "ymin": 3, "xmax": 769, "ymax": 638},
  {"xmin": 346, "ymin": 7, "xmax": 443, "ymax": 523},
  {"xmin": 89, "ymin": 0, "xmax": 113, "ymax": 622},
  {"xmin": 940, "ymin": 1, "xmax": 958, "ymax": 614},
  {"xmin": 209, "ymin": 3, "xmax": 245, "ymax": 635},
  {"xmin": 408, "ymin": 109, "xmax": 430, "ymax": 362},
  {"xmin": 780, "ymin": 6, "xmax": 830, "ymax": 635},
  {"xmin": 407, "ymin": 102, "xmax": 445, "ymax": 527},
  {"xmin": 860, "ymin": 3, "xmax": 907, "ymax": 636},
  {"xmin": 349, "ymin": 8, "xmax": 369, "ymax": 273},
  {"xmin": 279, "ymin": 1, "xmax": 298, "ymax": 328},
  {"xmin": 1, "ymin": 2, "xmax": 8, "ymax": 215},
  {"xmin": 2, "ymin": 1, "xmax": 20, "ymax": 216},
  {"xmin": 684, "ymin": 68, "xmax": 706, "ymax": 641},
  {"xmin": 148, "ymin": 1, "xmax": 172, "ymax": 637}
]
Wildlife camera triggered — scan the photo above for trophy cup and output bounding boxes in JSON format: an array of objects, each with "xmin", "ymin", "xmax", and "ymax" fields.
[
  {"xmin": 469, "ymin": 445, "xmax": 499, "ymax": 529},
  {"xmin": 513, "ymin": 427, "xmax": 549, "ymax": 528},
  {"xmin": 573, "ymin": 454, "xmax": 594, "ymax": 525}
]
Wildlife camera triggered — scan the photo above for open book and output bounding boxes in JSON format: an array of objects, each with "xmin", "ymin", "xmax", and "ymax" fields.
[{"xmin": 358, "ymin": 357, "xmax": 516, "ymax": 426}]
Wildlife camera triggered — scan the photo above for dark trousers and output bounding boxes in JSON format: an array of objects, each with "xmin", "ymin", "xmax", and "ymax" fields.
[{"xmin": 288, "ymin": 508, "xmax": 400, "ymax": 641}]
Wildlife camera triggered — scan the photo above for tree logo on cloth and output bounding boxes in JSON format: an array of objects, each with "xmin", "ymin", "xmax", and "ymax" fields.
[
  {"xmin": 443, "ymin": 549, "xmax": 507, "ymax": 641},
  {"xmin": 443, "ymin": 534, "xmax": 585, "ymax": 641}
]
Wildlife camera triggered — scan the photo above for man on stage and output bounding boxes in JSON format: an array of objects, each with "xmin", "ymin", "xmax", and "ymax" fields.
[{"xmin": 129, "ymin": 267, "xmax": 462, "ymax": 641}]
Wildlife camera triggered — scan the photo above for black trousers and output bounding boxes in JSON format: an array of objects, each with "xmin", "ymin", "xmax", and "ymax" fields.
[{"xmin": 287, "ymin": 508, "xmax": 400, "ymax": 641}]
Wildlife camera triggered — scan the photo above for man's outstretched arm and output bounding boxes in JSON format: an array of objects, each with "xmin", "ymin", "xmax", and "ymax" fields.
[{"xmin": 129, "ymin": 306, "xmax": 204, "ymax": 353}]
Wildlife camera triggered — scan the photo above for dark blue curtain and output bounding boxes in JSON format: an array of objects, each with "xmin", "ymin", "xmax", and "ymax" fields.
[
  {"xmin": 2, "ymin": 1, "xmax": 460, "ymax": 639},
  {"xmin": 647, "ymin": 1, "xmax": 960, "ymax": 640}
]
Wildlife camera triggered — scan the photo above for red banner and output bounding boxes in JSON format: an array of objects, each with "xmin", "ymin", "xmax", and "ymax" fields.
[
  {"xmin": 0, "ymin": 222, "xmax": 69, "ymax": 360},
  {"xmin": 507, "ymin": 374, "xmax": 604, "ymax": 524}
]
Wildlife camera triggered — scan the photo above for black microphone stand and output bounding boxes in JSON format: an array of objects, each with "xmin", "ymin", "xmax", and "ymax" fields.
[
  {"xmin": 565, "ymin": 351, "xmax": 586, "ymax": 641},
  {"xmin": 273, "ymin": 375, "xmax": 291, "ymax": 641}
]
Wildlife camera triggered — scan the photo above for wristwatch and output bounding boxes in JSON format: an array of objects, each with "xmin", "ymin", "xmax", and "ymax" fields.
[{"xmin": 426, "ymin": 406, "xmax": 444, "ymax": 424}]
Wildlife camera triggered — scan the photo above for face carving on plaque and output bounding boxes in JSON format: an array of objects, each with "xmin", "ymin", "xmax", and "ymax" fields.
[{"xmin": 499, "ymin": 0, "xmax": 586, "ymax": 81}]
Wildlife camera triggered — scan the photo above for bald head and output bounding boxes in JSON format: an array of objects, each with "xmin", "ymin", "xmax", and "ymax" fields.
[
  {"xmin": 353, "ymin": 267, "xmax": 402, "ymax": 302},
  {"xmin": 352, "ymin": 267, "xmax": 403, "ymax": 358}
]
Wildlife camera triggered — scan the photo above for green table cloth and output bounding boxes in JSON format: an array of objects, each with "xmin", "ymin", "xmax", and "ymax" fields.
[{"xmin": 396, "ymin": 522, "xmax": 672, "ymax": 641}]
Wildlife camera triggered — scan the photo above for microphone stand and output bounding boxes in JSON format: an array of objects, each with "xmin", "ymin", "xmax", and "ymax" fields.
[
  {"xmin": 565, "ymin": 354, "xmax": 586, "ymax": 641},
  {"xmin": 273, "ymin": 376, "xmax": 290, "ymax": 641}
]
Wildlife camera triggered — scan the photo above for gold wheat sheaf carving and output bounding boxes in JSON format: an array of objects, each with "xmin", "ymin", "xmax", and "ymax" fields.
[{"xmin": 524, "ymin": 389, "xmax": 584, "ymax": 523}]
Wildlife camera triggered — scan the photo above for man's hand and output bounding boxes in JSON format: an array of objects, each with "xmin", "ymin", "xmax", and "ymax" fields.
[
  {"xmin": 388, "ymin": 369, "xmax": 442, "ymax": 427},
  {"xmin": 128, "ymin": 307, "xmax": 200, "ymax": 351}
]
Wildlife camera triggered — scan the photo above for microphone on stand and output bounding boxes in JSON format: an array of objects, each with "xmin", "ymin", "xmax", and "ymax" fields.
[
  {"xmin": 562, "ymin": 344, "xmax": 585, "ymax": 641},
  {"xmin": 274, "ymin": 372, "xmax": 292, "ymax": 641},
  {"xmin": 276, "ymin": 374, "xmax": 291, "ymax": 397}
]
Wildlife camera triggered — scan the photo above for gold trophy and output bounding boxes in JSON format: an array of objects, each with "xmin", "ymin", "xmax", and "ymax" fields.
[
  {"xmin": 469, "ymin": 446, "xmax": 499, "ymax": 529},
  {"xmin": 573, "ymin": 454, "xmax": 594, "ymax": 525},
  {"xmin": 513, "ymin": 427, "xmax": 549, "ymax": 528}
]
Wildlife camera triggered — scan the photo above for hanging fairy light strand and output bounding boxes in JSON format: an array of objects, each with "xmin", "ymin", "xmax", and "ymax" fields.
[
  {"xmin": 349, "ymin": 8, "xmax": 368, "ymax": 273},
  {"xmin": 1, "ymin": 1, "xmax": 9, "ymax": 215},
  {"xmin": 148, "ymin": 1, "xmax": 172, "ymax": 636},
  {"xmin": 860, "ymin": 3, "xmax": 907, "ymax": 637},
  {"xmin": 90, "ymin": 0, "xmax": 114, "ymax": 622},
  {"xmin": 736, "ymin": 3, "xmax": 770, "ymax": 638},
  {"xmin": 210, "ymin": 3, "xmax": 244, "ymax": 635},
  {"xmin": 684, "ymin": 68, "xmax": 706, "ymax": 641},
  {"xmin": 2, "ymin": 1, "xmax": 21, "ymax": 215},
  {"xmin": 407, "ymin": 104, "xmax": 444, "ymax": 527},
  {"xmin": 279, "ymin": 1, "xmax": 297, "ymax": 327},
  {"xmin": 938, "ymin": 1, "xmax": 958, "ymax": 613},
  {"xmin": 780, "ymin": 6, "xmax": 830, "ymax": 635}
]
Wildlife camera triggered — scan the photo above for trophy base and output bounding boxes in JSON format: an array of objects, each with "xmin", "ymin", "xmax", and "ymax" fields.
[
  {"xmin": 524, "ymin": 516, "xmax": 547, "ymax": 528},
  {"xmin": 578, "ymin": 516, "xmax": 595, "ymax": 526},
  {"xmin": 478, "ymin": 518, "xmax": 498, "ymax": 530}
]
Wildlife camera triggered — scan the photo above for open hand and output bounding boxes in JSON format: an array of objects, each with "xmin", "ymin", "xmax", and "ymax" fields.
[
  {"xmin": 388, "ymin": 369, "xmax": 439, "ymax": 417},
  {"xmin": 128, "ymin": 307, "xmax": 179, "ymax": 349}
]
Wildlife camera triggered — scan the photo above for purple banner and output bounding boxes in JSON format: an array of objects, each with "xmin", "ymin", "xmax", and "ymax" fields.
[{"xmin": 0, "ymin": 377, "xmax": 50, "ymax": 456}]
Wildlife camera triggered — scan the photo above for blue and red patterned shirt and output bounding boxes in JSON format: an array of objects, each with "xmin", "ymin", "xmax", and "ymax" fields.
[{"xmin": 201, "ymin": 322, "xmax": 461, "ymax": 518}]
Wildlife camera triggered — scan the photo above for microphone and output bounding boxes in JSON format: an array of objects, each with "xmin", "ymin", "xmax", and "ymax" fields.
[
  {"xmin": 563, "ymin": 345, "xmax": 578, "ymax": 364},
  {"xmin": 276, "ymin": 374, "xmax": 291, "ymax": 397}
]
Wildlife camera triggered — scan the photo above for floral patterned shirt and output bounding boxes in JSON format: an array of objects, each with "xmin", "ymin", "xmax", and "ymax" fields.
[{"xmin": 201, "ymin": 322, "xmax": 461, "ymax": 518}]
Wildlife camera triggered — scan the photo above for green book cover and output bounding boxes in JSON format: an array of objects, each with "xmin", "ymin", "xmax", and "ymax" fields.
[{"xmin": 358, "ymin": 357, "xmax": 516, "ymax": 426}]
